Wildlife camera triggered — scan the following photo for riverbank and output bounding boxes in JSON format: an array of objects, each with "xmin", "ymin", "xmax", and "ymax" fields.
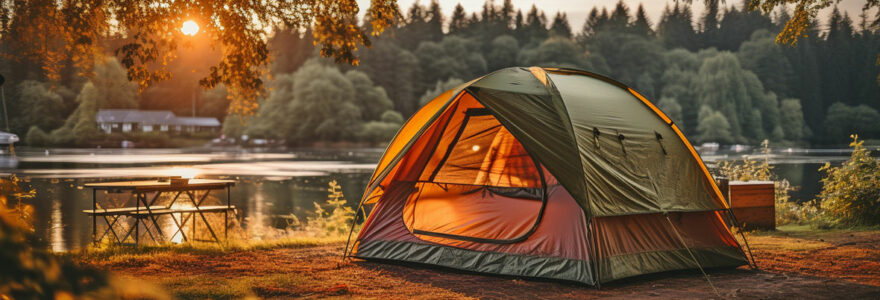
[{"xmin": 72, "ymin": 226, "xmax": 880, "ymax": 299}]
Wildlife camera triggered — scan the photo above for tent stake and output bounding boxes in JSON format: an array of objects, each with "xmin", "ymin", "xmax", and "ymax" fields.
[{"xmin": 665, "ymin": 214, "xmax": 722, "ymax": 298}]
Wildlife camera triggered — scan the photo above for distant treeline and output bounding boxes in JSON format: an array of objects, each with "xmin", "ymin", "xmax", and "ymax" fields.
[
  {"xmin": 233, "ymin": 0, "xmax": 880, "ymax": 146},
  {"xmin": 2, "ymin": 0, "xmax": 879, "ymax": 147}
]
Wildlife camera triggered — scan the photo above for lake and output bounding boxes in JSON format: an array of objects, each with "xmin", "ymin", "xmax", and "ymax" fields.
[{"xmin": 4, "ymin": 146, "xmax": 863, "ymax": 251}]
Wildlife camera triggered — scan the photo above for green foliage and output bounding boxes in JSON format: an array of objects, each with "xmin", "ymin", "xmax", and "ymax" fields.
[
  {"xmin": 415, "ymin": 36, "xmax": 487, "ymax": 94},
  {"xmin": 779, "ymin": 99, "xmax": 808, "ymax": 142},
  {"xmin": 488, "ymin": 35, "xmax": 520, "ymax": 70},
  {"xmin": 25, "ymin": 126, "xmax": 49, "ymax": 147},
  {"xmin": 237, "ymin": 58, "xmax": 403, "ymax": 145},
  {"xmin": 718, "ymin": 140, "xmax": 814, "ymax": 226},
  {"xmin": 518, "ymin": 37, "xmax": 588, "ymax": 69},
  {"xmin": 823, "ymin": 103, "xmax": 880, "ymax": 144},
  {"xmin": 695, "ymin": 106, "xmax": 733, "ymax": 144},
  {"xmin": 695, "ymin": 51, "xmax": 783, "ymax": 144},
  {"xmin": 737, "ymin": 30, "xmax": 794, "ymax": 97},
  {"xmin": 816, "ymin": 135, "xmax": 880, "ymax": 227},
  {"xmin": 35, "ymin": 58, "xmax": 140, "ymax": 147},
  {"xmin": 17, "ymin": 81, "xmax": 64, "ymax": 132},
  {"xmin": 304, "ymin": 180, "xmax": 356, "ymax": 238}
]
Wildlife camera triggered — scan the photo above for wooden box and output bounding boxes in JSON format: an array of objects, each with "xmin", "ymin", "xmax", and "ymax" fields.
[{"xmin": 728, "ymin": 181, "xmax": 775, "ymax": 230}]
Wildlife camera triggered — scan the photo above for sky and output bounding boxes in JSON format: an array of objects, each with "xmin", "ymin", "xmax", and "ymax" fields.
[{"xmin": 356, "ymin": 0, "xmax": 874, "ymax": 32}]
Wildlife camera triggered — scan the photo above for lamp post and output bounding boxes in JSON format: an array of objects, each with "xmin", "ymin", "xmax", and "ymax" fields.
[
  {"xmin": 181, "ymin": 20, "xmax": 200, "ymax": 133},
  {"xmin": 0, "ymin": 74, "xmax": 8, "ymax": 132}
]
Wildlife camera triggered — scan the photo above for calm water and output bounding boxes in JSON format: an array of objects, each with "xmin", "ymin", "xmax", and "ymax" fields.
[
  {"xmin": 6, "ymin": 148, "xmax": 382, "ymax": 251},
  {"xmin": 3, "ymin": 146, "xmax": 866, "ymax": 251}
]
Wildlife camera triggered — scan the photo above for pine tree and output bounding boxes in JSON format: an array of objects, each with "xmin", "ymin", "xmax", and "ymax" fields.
[
  {"xmin": 608, "ymin": 0, "xmax": 630, "ymax": 32},
  {"xmin": 631, "ymin": 4, "xmax": 653, "ymax": 37},
  {"xmin": 449, "ymin": 3, "xmax": 467, "ymax": 34},
  {"xmin": 549, "ymin": 12, "xmax": 572, "ymax": 38},
  {"xmin": 657, "ymin": 3, "xmax": 699, "ymax": 50},
  {"xmin": 500, "ymin": 0, "xmax": 515, "ymax": 30},
  {"xmin": 701, "ymin": 0, "xmax": 721, "ymax": 48},
  {"xmin": 425, "ymin": 0, "xmax": 444, "ymax": 41}
]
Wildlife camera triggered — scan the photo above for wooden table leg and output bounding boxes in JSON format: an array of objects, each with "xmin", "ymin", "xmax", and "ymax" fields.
[{"xmin": 92, "ymin": 189, "xmax": 97, "ymax": 246}]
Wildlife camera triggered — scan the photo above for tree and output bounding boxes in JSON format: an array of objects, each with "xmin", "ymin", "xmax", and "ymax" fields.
[
  {"xmin": 238, "ymin": 58, "xmax": 402, "ymax": 145},
  {"xmin": 738, "ymin": 29, "xmax": 795, "ymax": 97},
  {"xmin": 631, "ymin": 4, "xmax": 653, "ymax": 37},
  {"xmin": 695, "ymin": 52, "xmax": 780, "ymax": 143},
  {"xmin": 700, "ymin": 0, "xmax": 721, "ymax": 48},
  {"xmin": 0, "ymin": 0, "xmax": 400, "ymax": 115},
  {"xmin": 521, "ymin": 5, "xmax": 549, "ymax": 46},
  {"xmin": 488, "ymin": 35, "xmax": 520, "ymax": 70},
  {"xmin": 415, "ymin": 36, "xmax": 487, "ymax": 97},
  {"xmin": 25, "ymin": 126, "xmax": 50, "ymax": 147},
  {"xmin": 51, "ymin": 57, "xmax": 139, "ymax": 146},
  {"xmin": 779, "ymin": 98, "xmax": 807, "ymax": 141},
  {"xmin": 518, "ymin": 37, "xmax": 588, "ymax": 69},
  {"xmin": 549, "ymin": 12, "xmax": 572, "ymax": 38},
  {"xmin": 748, "ymin": 0, "xmax": 879, "ymax": 45},
  {"xmin": 345, "ymin": 70, "xmax": 393, "ymax": 121},
  {"xmin": 359, "ymin": 39, "xmax": 420, "ymax": 116},
  {"xmin": 657, "ymin": 3, "xmax": 699, "ymax": 50},
  {"xmin": 696, "ymin": 106, "xmax": 734, "ymax": 144},
  {"xmin": 449, "ymin": 4, "xmax": 468, "ymax": 34},
  {"xmin": 822, "ymin": 102, "xmax": 880, "ymax": 144},
  {"xmin": 17, "ymin": 81, "xmax": 64, "ymax": 131}
]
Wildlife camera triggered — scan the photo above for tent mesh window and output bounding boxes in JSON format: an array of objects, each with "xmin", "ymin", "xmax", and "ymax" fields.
[{"xmin": 403, "ymin": 105, "xmax": 547, "ymax": 244}]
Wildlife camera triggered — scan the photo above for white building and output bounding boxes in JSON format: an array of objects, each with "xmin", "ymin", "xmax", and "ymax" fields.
[{"xmin": 96, "ymin": 109, "xmax": 221, "ymax": 134}]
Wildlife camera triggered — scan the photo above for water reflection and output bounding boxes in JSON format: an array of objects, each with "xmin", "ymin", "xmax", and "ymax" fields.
[{"xmin": 50, "ymin": 198, "xmax": 64, "ymax": 252}]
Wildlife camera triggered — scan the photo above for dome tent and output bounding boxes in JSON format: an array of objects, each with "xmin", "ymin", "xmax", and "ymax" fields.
[{"xmin": 346, "ymin": 67, "xmax": 750, "ymax": 285}]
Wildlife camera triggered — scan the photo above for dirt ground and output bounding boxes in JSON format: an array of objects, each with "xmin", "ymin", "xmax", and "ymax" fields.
[{"xmin": 82, "ymin": 229, "xmax": 880, "ymax": 299}]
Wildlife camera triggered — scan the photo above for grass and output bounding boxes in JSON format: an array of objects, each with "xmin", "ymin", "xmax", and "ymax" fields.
[{"xmin": 66, "ymin": 236, "xmax": 348, "ymax": 262}]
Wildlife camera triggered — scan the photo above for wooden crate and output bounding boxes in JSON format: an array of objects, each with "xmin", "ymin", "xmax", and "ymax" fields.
[{"xmin": 728, "ymin": 181, "xmax": 775, "ymax": 230}]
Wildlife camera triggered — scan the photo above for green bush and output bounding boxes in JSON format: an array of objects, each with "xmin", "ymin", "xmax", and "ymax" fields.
[
  {"xmin": 718, "ymin": 140, "xmax": 816, "ymax": 226},
  {"xmin": 816, "ymin": 135, "xmax": 880, "ymax": 227},
  {"xmin": 25, "ymin": 126, "xmax": 50, "ymax": 147}
]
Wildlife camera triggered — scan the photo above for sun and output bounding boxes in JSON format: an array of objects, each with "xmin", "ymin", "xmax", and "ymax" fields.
[{"xmin": 181, "ymin": 20, "xmax": 199, "ymax": 36}]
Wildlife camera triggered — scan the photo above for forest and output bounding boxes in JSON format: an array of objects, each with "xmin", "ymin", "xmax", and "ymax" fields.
[{"xmin": 2, "ymin": 0, "xmax": 879, "ymax": 147}]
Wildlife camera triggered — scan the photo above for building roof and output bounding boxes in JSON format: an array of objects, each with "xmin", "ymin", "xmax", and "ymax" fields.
[
  {"xmin": 0, "ymin": 131, "xmax": 18, "ymax": 144},
  {"xmin": 96, "ymin": 109, "xmax": 220, "ymax": 127}
]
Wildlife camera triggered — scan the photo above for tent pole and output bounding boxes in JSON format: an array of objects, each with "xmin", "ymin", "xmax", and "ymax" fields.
[
  {"xmin": 665, "ymin": 213, "xmax": 722, "ymax": 298},
  {"xmin": 586, "ymin": 217, "xmax": 601, "ymax": 289},
  {"xmin": 341, "ymin": 199, "xmax": 367, "ymax": 262},
  {"xmin": 726, "ymin": 209, "xmax": 758, "ymax": 269}
]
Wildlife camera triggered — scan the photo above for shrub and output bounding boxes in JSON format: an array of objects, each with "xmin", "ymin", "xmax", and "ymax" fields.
[
  {"xmin": 718, "ymin": 140, "xmax": 816, "ymax": 226},
  {"xmin": 816, "ymin": 135, "xmax": 880, "ymax": 227},
  {"xmin": 25, "ymin": 126, "xmax": 50, "ymax": 147},
  {"xmin": 303, "ymin": 180, "xmax": 357, "ymax": 238}
]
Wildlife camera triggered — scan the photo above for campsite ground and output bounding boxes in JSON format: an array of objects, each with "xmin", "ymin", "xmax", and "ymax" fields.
[{"xmin": 76, "ymin": 226, "xmax": 880, "ymax": 299}]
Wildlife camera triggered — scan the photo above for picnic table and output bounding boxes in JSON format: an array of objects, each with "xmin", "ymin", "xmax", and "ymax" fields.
[{"xmin": 83, "ymin": 178, "xmax": 236, "ymax": 245}]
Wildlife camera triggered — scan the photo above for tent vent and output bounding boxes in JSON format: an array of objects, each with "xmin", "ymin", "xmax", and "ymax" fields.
[{"xmin": 655, "ymin": 132, "xmax": 667, "ymax": 155}]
